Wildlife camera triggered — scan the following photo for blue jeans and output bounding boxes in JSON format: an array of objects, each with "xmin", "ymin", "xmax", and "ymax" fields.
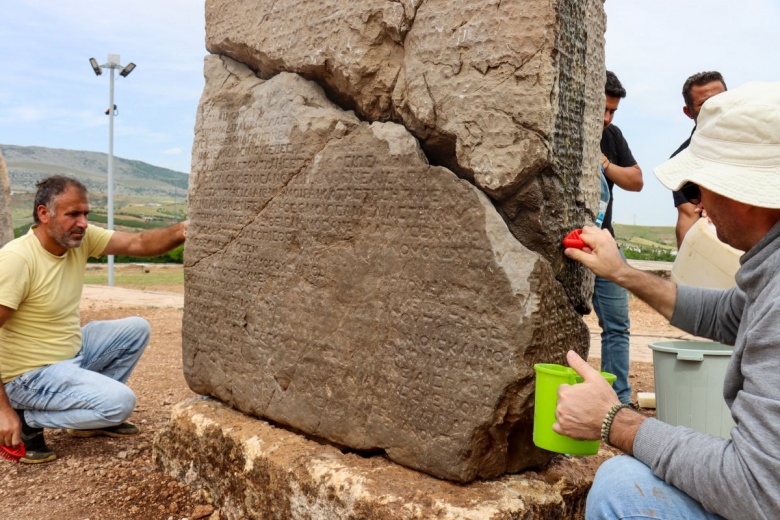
[
  {"xmin": 587, "ymin": 456, "xmax": 725, "ymax": 519},
  {"xmin": 592, "ymin": 272, "xmax": 632, "ymax": 403},
  {"xmin": 6, "ymin": 317, "xmax": 150, "ymax": 429}
]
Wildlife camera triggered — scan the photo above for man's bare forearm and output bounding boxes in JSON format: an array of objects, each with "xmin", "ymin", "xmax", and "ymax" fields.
[
  {"xmin": 605, "ymin": 163, "xmax": 644, "ymax": 192},
  {"xmin": 612, "ymin": 265, "xmax": 678, "ymax": 321},
  {"xmin": 134, "ymin": 221, "xmax": 187, "ymax": 256},
  {"xmin": 607, "ymin": 408, "xmax": 647, "ymax": 455},
  {"xmin": 675, "ymin": 203, "xmax": 699, "ymax": 248},
  {"xmin": 564, "ymin": 227, "xmax": 678, "ymax": 321},
  {"xmin": 0, "ymin": 379, "xmax": 22, "ymax": 447},
  {"xmin": 103, "ymin": 220, "xmax": 188, "ymax": 257},
  {"xmin": 0, "ymin": 381, "xmax": 12, "ymax": 411}
]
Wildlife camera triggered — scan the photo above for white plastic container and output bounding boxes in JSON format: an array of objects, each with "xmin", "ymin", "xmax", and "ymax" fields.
[
  {"xmin": 649, "ymin": 340, "xmax": 735, "ymax": 439},
  {"xmin": 671, "ymin": 218, "xmax": 742, "ymax": 289}
]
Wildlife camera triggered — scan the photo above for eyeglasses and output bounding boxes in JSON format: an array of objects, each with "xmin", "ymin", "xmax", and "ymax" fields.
[{"xmin": 680, "ymin": 182, "xmax": 701, "ymax": 205}]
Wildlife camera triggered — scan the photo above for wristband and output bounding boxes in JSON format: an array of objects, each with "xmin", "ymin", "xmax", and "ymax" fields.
[{"xmin": 601, "ymin": 403, "xmax": 631, "ymax": 446}]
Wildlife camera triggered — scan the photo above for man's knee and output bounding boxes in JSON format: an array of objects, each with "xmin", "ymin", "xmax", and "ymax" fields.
[
  {"xmin": 586, "ymin": 456, "xmax": 653, "ymax": 519},
  {"xmin": 100, "ymin": 385, "xmax": 137, "ymax": 424},
  {"xmin": 116, "ymin": 316, "xmax": 151, "ymax": 356},
  {"xmin": 123, "ymin": 316, "xmax": 151, "ymax": 344}
]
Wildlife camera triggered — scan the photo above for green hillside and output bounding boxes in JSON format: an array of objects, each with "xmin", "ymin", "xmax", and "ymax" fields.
[
  {"xmin": 613, "ymin": 223, "xmax": 677, "ymax": 261},
  {"xmin": 2, "ymin": 144, "xmax": 188, "ymax": 197},
  {"xmin": 4, "ymin": 144, "xmax": 188, "ymax": 232}
]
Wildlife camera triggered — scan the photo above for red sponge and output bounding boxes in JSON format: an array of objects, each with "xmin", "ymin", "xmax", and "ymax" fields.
[
  {"xmin": 1, "ymin": 444, "xmax": 26, "ymax": 462},
  {"xmin": 562, "ymin": 229, "xmax": 586, "ymax": 249}
]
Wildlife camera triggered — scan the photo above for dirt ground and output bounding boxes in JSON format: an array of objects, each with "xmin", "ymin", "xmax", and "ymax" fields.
[{"xmin": 0, "ymin": 276, "xmax": 676, "ymax": 519}]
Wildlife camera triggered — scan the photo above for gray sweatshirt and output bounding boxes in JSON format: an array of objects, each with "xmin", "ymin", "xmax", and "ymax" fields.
[{"xmin": 634, "ymin": 221, "xmax": 780, "ymax": 520}]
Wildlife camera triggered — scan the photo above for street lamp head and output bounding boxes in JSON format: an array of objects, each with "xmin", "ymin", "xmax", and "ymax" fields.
[
  {"xmin": 119, "ymin": 63, "xmax": 136, "ymax": 77},
  {"xmin": 89, "ymin": 57, "xmax": 102, "ymax": 76}
]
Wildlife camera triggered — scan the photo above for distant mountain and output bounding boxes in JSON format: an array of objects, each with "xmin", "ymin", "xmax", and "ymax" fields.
[{"xmin": 0, "ymin": 144, "xmax": 188, "ymax": 198}]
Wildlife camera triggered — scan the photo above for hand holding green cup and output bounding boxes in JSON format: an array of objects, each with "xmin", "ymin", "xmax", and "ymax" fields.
[{"xmin": 533, "ymin": 362, "xmax": 617, "ymax": 455}]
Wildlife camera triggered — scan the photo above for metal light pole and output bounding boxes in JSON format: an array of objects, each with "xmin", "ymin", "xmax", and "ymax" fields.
[{"xmin": 89, "ymin": 55, "xmax": 136, "ymax": 286}]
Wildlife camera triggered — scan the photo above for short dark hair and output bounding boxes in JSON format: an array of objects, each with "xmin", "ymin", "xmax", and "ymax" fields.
[
  {"xmin": 682, "ymin": 71, "xmax": 727, "ymax": 111},
  {"xmin": 33, "ymin": 175, "xmax": 88, "ymax": 224},
  {"xmin": 605, "ymin": 70, "xmax": 627, "ymax": 99}
]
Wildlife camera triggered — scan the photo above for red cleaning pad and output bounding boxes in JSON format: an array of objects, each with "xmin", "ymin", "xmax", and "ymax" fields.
[
  {"xmin": 562, "ymin": 229, "xmax": 586, "ymax": 249},
  {"xmin": 1, "ymin": 444, "xmax": 26, "ymax": 462}
]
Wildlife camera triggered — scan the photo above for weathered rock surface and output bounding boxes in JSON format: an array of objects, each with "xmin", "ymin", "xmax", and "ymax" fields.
[
  {"xmin": 155, "ymin": 398, "xmax": 610, "ymax": 520},
  {"xmin": 184, "ymin": 56, "xmax": 589, "ymax": 482},
  {"xmin": 205, "ymin": 0, "xmax": 607, "ymax": 309},
  {"xmin": 205, "ymin": 0, "xmax": 411, "ymax": 121},
  {"xmin": 393, "ymin": 0, "xmax": 606, "ymax": 305},
  {"xmin": 0, "ymin": 148, "xmax": 13, "ymax": 246}
]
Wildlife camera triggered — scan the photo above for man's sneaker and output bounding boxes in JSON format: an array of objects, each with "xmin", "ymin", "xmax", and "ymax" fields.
[
  {"xmin": 65, "ymin": 422, "xmax": 141, "ymax": 438},
  {"xmin": 16, "ymin": 409, "xmax": 57, "ymax": 464}
]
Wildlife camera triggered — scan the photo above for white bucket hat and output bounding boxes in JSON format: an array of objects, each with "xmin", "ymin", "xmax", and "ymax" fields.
[{"xmin": 654, "ymin": 81, "xmax": 780, "ymax": 209}]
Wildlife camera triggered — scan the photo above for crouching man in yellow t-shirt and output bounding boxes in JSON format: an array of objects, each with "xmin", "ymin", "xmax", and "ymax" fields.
[{"xmin": 0, "ymin": 175, "xmax": 187, "ymax": 463}]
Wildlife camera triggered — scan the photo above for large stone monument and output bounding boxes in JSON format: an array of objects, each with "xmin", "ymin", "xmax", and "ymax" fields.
[
  {"xmin": 180, "ymin": 0, "xmax": 606, "ymax": 484},
  {"xmin": 0, "ymin": 148, "xmax": 13, "ymax": 247}
]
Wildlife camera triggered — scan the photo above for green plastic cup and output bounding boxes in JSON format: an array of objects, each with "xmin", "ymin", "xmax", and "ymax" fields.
[{"xmin": 533, "ymin": 363, "xmax": 617, "ymax": 455}]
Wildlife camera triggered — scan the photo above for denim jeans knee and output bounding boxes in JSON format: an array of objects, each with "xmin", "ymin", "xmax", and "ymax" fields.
[
  {"xmin": 5, "ymin": 317, "xmax": 150, "ymax": 429},
  {"xmin": 6, "ymin": 360, "xmax": 137, "ymax": 429},
  {"xmin": 79, "ymin": 316, "xmax": 151, "ymax": 383},
  {"xmin": 586, "ymin": 456, "xmax": 725, "ymax": 519}
]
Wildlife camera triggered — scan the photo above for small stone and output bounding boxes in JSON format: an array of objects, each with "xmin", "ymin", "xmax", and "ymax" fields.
[{"xmin": 191, "ymin": 504, "xmax": 215, "ymax": 519}]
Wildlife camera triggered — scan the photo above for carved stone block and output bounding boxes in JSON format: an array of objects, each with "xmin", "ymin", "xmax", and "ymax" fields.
[
  {"xmin": 204, "ymin": 0, "xmax": 607, "ymax": 310},
  {"xmin": 184, "ymin": 57, "xmax": 589, "ymax": 482}
]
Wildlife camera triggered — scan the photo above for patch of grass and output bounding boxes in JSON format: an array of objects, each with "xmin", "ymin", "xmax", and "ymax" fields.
[
  {"xmin": 613, "ymin": 224, "xmax": 677, "ymax": 261},
  {"xmin": 84, "ymin": 266, "xmax": 183, "ymax": 290},
  {"xmin": 622, "ymin": 246, "xmax": 677, "ymax": 262},
  {"xmin": 614, "ymin": 224, "xmax": 676, "ymax": 251},
  {"xmin": 628, "ymin": 237, "xmax": 676, "ymax": 250}
]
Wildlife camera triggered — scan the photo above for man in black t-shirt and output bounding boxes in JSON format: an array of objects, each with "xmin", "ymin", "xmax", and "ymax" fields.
[
  {"xmin": 670, "ymin": 71, "xmax": 727, "ymax": 247},
  {"xmin": 594, "ymin": 71, "xmax": 644, "ymax": 405}
]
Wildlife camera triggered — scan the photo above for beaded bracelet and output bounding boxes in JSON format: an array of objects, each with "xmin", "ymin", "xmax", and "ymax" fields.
[{"xmin": 601, "ymin": 403, "xmax": 631, "ymax": 446}]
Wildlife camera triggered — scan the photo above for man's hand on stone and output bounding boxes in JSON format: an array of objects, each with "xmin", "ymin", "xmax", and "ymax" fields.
[{"xmin": 563, "ymin": 225, "xmax": 627, "ymax": 282}]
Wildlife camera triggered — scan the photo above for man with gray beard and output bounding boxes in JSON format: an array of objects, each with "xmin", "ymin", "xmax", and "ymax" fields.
[{"xmin": 0, "ymin": 175, "xmax": 188, "ymax": 463}]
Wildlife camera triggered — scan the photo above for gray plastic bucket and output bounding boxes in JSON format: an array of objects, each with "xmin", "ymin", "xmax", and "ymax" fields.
[{"xmin": 648, "ymin": 341, "xmax": 735, "ymax": 439}]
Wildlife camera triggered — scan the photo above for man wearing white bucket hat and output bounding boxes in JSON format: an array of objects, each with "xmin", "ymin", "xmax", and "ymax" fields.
[{"xmin": 557, "ymin": 82, "xmax": 780, "ymax": 519}]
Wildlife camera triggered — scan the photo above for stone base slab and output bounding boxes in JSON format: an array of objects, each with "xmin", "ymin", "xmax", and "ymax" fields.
[{"xmin": 154, "ymin": 398, "xmax": 611, "ymax": 519}]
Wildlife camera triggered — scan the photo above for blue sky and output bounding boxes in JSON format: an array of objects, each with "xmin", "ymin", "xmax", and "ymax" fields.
[
  {"xmin": 604, "ymin": 0, "xmax": 780, "ymax": 226},
  {"xmin": 0, "ymin": 1, "xmax": 206, "ymax": 174},
  {"xmin": 1, "ymin": 1, "xmax": 779, "ymax": 226}
]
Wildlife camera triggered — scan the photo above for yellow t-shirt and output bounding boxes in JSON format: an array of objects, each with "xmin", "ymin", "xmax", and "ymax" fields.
[{"xmin": 0, "ymin": 224, "xmax": 114, "ymax": 383}]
